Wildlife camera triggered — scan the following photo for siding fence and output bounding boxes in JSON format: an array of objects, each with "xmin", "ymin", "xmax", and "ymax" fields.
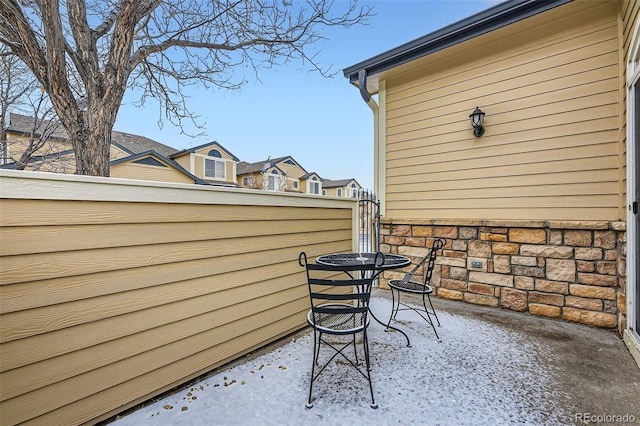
[{"xmin": 0, "ymin": 170, "xmax": 357, "ymax": 425}]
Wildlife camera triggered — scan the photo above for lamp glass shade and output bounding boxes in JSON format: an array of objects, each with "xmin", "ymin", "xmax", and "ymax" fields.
[{"xmin": 469, "ymin": 107, "xmax": 485, "ymax": 128}]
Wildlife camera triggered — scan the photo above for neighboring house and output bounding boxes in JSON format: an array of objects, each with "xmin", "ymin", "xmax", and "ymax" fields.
[
  {"xmin": 323, "ymin": 178, "xmax": 361, "ymax": 198},
  {"xmin": 300, "ymin": 172, "xmax": 324, "ymax": 195},
  {"xmin": 3, "ymin": 113, "xmax": 192, "ymax": 183},
  {"xmin": 237, "ymin": 156, "xmax": 327, "ymax": 195},
  {"xmin": 236, "ymin": 157, "xmax": 293, "ymax": 191},
  {"xmin": 3, "ymin": 113, "xmax": 75, "ymax": 172},
  {"xmin": 344, "ymin": 0, "xmax": 639, "ymax": 366},
  {"xmin": 111, "ymin": 150, "xmax": 204, "ymax": 184},
  {"xmin": 169, "ymin": 141, "xmax": 239, "ymax": 187},
  {"xmin": 4, "ymin": 113, "xmax": 363, "ymax": 194}
]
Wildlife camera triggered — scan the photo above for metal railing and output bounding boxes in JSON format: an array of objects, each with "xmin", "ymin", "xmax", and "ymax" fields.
[{"xmin": 358, "ymin": 189, "xmax": 380, "ymax": 253}]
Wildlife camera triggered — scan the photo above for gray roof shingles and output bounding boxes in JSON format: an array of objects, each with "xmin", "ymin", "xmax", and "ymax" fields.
[{"xmin": 6, "ymin": 113, "xmax": 178, "ymax": 157}]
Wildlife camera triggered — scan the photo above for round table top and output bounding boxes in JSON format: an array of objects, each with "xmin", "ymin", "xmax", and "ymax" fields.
[{"xmin": 316, "ymin": 252, "xmax": 411, "ymax": 270}]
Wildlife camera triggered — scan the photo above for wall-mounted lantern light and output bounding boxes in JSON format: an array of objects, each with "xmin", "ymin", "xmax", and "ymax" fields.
[{"xmin": 469, "ymin": 106, "xmax": 485, "ymax": 137}]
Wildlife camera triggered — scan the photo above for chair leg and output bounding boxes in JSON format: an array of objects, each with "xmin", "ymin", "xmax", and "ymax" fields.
[
  {"xmin": 362, "ymin": 329, "xmax": 377, "ymax": 409},
  {"xmin": 421, "ymin": 293, "xmax": 441, "ymax": 342},
  {"xmin": 314, "ymin": 331, "xmax": 323, "ymax": 364},
  {"xmin": 425, "ymin": 293, "xmax": 441, "ymax": 327},
  {"xmin": 352, "ymin": 334, "xmax": 359, "ymax": 365},
  {"xmin": 384, "ymin": 288, "xmax": 413, "ymax": 347},
  {"xmin": 386, "ymin": 288, "xmax": 398, "ymax": 331},
  {"xmin": 393, "ymin": 288, "xmax": 401, "ymax": 321},
  {"xmin": 306, "ymin": 330, "xmax": 319, "ymax": 408}
]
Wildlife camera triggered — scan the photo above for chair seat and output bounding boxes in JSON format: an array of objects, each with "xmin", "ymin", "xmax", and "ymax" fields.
[
  {"xmin": 388, "ymin": 279, "xmax": 433, "ymax": 294},
  {"xmin": 307, "ymin": 303, "xmax": 369, "ymax": 334}
]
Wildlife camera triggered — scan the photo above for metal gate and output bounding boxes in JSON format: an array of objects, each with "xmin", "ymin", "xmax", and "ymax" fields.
[{"xmin": 358, "ymin": 189, "xmax": 380, "ymax": 253}]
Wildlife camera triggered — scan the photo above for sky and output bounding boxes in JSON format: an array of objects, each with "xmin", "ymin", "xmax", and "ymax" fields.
[
  {"xmin": 114, "ymin": 1, "xmax": 500, "ymax": 190},
  {"xmin": 111, "ymin": 296, "xmax": 571, "ymax": 425}
]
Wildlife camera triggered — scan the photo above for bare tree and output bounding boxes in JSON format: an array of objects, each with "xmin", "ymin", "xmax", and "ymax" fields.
[
  {"xmin": 12, "ymin": 101, "xmax": 65, "ymax": 171},
  {"xmin": 0, "ymin": 47, "xmax": 63, "ymax": 169},
  {"xmin": 0, "ymin": 49, "xmax": 35, "ymax": 164},
  {"xmin": 0, "ymin": 1, "xmax": 371, "ymax": 176}
]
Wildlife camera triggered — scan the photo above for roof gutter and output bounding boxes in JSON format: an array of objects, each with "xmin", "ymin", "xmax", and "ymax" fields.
[{"xmin": 344, "ymin": 0, "xmax": 572, "ymax": 102}]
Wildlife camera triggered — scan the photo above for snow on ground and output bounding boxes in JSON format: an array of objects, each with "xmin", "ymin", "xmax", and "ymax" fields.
[{"xmin": 112, "ymin": 297, "xmax": 569, "ymax": 426}]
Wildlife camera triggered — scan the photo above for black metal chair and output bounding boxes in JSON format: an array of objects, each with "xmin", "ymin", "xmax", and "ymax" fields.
[
  {"xmin": 299, "ymin": 251, "xmax": 382, "ymax": 409},
  {"xmin": 386, "ymin": 238, "xmax": 446, "ymax": 342}
]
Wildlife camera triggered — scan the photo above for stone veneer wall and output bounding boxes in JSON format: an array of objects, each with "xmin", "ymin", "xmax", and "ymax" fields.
[{"xmin": 380, "ymin": 219, "xmax": 628, "ymax": 333}]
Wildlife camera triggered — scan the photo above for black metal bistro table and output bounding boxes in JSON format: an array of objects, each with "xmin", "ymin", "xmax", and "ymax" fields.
[{"xmin": 316, "ymin": 252, "xmax": 413, "ymax": 347}]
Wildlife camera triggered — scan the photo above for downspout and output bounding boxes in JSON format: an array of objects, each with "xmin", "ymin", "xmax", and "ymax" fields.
[{"xmin": 357, "ymin": 70, "xmax": 385, "ymax": 216}]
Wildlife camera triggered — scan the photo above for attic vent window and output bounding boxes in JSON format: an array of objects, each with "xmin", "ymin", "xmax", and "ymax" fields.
[{"xmin": 208, "ymin": 149, "xmax": 222, "ymax": 158}]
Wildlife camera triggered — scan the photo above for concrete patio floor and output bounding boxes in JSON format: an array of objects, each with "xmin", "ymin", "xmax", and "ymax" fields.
[
  {"xmin": 416, "ymin": 289, "xmax": 640, "ymax": 424},
  {"xmin": 106, "ymin": 288, "xmax": 640, "ymax": 425}
]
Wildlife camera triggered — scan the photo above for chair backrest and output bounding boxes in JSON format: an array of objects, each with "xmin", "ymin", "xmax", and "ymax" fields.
[
  {"xmin": 298, "ymin": 252, "xmax": 379, "ymax": 328},
  {"xmin": 402, "ymin": 238, "xmax": 446, "ymax": 284}
]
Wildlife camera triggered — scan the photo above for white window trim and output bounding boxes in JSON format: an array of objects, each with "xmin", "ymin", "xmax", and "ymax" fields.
[
  {"xmin": 308, "ymin": 179, "xmax": 321, "ymax": 195},
  {"xmin": 266, "ymin": 172, "xmax": 283, "ymax": 191},
  {"xmin": 203, "ymin": 157, "xmax": 226, "ymax": 180},
  {"xmin": 349, "ymin": 185, "xmax": 358, "ymax": 199}
]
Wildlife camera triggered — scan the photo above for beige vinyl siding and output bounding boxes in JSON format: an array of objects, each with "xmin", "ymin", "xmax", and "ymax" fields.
[
  {"xmin": 382, "ymin": 1, "xmax": 621, "ymax": 221},
  {"xmin": 621, "ymin": 0, "xmax": 640, "ymax": 218},
  {"xmin": 325, "ymin": 187, "xmax": 339, "ymax": 197},
  {"xmin": 226, "ymin": 159, "xmax": 235, "ymax": 182},
  {"xmin": 194, "ymin": 154, "xmax": 204, "ymax": 176},
  {"xmin": 172, "ymin": 152, "xmax": 190, "ymax": 171},
  {"xmin": 0, "ymin": 170, "xmax": 355, "ymax": 425},
  {"xmin": 278, "ymin": 161, "xmax": 307, "ymax": 191},
  {"xmin": 194, "ymin": 144, "xmax": 232, "ymax": 160},
  {"xmin": 110, "ymin": 144, "xmax": 131, "ymax": 160},
  {"xmin": 111, "ymin": 161, "xmax": 196, "ymax": 183},
  {"xmin": 5, "ymin": 134, "xmax": 75, "ymax": 172},
  {"xmin": 6, "ymin": 134, "xmax": 71, "ymax": 160},
  {"xmin": 278, "ymin": 161, "xmax": 305, "ymax": 179}
]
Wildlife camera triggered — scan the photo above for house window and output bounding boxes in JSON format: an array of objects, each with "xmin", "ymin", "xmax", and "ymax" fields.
[
  {"xmin": 337, "ymin": 189, "xmax": 342, "ymax": 197},
  {"xmin": 350, "ymin": 183, "xmax": 358, "ymax": 198},
  {"xmin": 309, "ymin": 178, "xmax": 320, "ymax": 195},
  {"xmin": 267, "ymin": 170, "xmax": 281, "ymax": 191},
  {"xmin": 205, "ymin": 158, "xmax": 225, "ymax": 179},
  {"xmin": 243, "ymin": 177, "xmax": 250, "ymax": 186},
  {"xmin": 293, "ymin": 180, "xmax": 299, "ymax": 189}
]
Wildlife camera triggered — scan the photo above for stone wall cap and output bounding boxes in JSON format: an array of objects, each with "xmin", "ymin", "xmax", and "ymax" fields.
[
  {"xmin": 548, "ymin": 221, "xmax": 609, "ymax": 230},
  {"xmin": 381, "ymin": 218, "xmax": 627, "ymax": 231},
  {"xmin": 484, "ymin": 220, "xmax": 545, "ymax": 228},
  {"xmin": 433, "ymin": 219, "xmax": 483, "ymax": 226},
  {"xmin": 380, "ymin": 218, "xmax": 433, "ymax": 225},
  {"xmin": 612, "ymin": 221, "xmax": 626, "ymax": 231}
]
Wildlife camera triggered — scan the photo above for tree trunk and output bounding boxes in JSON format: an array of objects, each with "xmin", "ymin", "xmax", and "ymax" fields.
[{"xmin": 68, "ymin": 110, "xmax": 113, "ymax": 177}]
